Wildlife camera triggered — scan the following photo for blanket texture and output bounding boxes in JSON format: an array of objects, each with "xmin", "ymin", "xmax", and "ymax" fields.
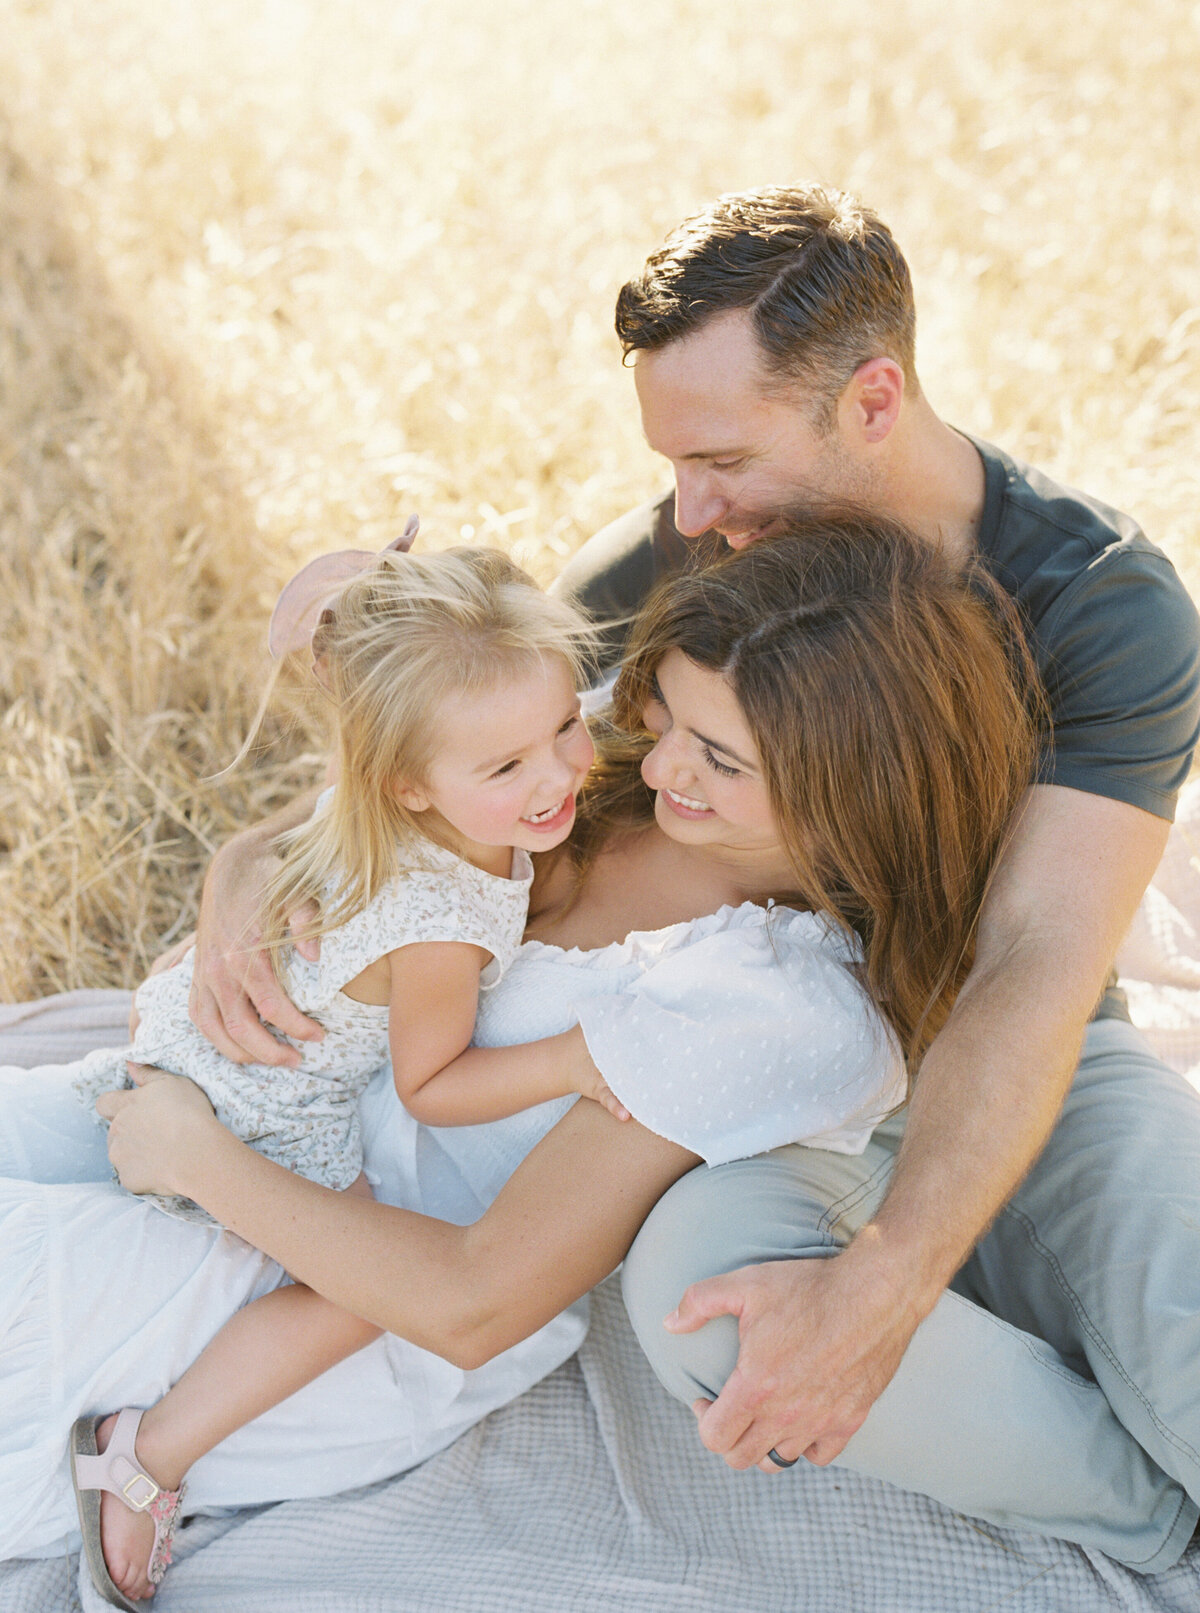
[{"xmin": 5, "ymin": 773, "xmax": 1200, "ymax": 1611}]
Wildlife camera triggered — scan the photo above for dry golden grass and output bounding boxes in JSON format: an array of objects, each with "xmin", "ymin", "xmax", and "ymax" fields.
[{"xmin": 2, "ymin": 0, "xmax": 1199, "ymax": 996}]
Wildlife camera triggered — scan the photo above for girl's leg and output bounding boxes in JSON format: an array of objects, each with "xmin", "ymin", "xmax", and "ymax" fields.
[
  {"xmin": 0, "ymin": 1178, "xmax": 286, "ymax": 1562},
  {"xmin": 0, "ymin": 1162, "xmax": 584, "ymax": 1561},
  {"xmin": 621, "ymin": 1132, "xmax": 1198, "ymax": 1574},
  {"xmin": 97, "ymin": 1283, "xmax": 381, "ymax": 1602}
]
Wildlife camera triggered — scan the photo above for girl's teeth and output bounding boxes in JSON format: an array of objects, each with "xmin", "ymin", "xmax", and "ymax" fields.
[{"xmin": 524, "ymin": 798, "xmax": 565, "ymax": 824}]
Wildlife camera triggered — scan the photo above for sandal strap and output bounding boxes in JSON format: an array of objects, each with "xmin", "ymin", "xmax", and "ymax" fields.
[
  {"xmin": 144, "ymin": 1480, "xmax": 186, "ymax": 1585},
  {"xmin": 72, "ymin": 1408, "xmax": 187, "ymax": 1586},
  {"xmin": 73, "ymin": 1410, "xmax": 158, "ymax": 1508}
]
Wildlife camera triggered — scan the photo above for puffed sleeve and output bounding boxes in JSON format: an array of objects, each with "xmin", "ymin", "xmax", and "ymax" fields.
[
  {"xmin": 310, "ymin": 848, "xmax": 532, "ymax": 998},
  {"xmin": 574, "ymin": 909, "xmax": 906, "ymax": 1163}
]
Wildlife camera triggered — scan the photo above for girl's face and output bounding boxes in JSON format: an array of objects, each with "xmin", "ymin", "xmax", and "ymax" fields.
[
  {"xmin": 402, "ymin": 656, "xmax": 594, "ymax": 865},
  {"xmin": 640, "ymin": 650, "xmax": 781, "ymax": 858}
]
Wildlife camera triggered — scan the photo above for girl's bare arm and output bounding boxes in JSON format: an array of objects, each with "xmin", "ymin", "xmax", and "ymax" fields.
[
  {"xmin": 100, "ymin": 1074, "xmax": 696, "ymax": 1369},
  {"xmin": 383, "ymin": 942, "xmax": 625, "ymax": 1124}
]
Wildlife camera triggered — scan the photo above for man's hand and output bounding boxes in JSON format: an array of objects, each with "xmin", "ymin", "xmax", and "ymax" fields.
[
  {"xmin": 189, "ymin": 795, "xmax": 325, "ymax": 1065},
  {"xmin": 665, "ymin": 1245, "xmax": 921, "ymax": 1472},
  {"xmin": 99, "ymin": 1062, "xmax": 219, "ymax": 1197}
]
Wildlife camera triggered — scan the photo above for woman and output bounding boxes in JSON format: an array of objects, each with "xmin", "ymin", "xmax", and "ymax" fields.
[{"xmin": 2, "ymin": 512, "xmax": 1181, "ymax": 1577}]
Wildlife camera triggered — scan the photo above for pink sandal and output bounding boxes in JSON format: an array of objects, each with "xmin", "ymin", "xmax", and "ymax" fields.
[{"xmin": 69, "ymin": 1409, "xmax": 186, "ymax": 1612}]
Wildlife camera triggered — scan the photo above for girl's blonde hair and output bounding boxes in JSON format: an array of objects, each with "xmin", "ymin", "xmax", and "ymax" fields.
[
  {"xmin": 562, "ymin": 510, "xmax": 1044, "ymax": 1065},
  {"xmin": 261, "ymin": 546, "xmax": 590, "ymax": 954}
]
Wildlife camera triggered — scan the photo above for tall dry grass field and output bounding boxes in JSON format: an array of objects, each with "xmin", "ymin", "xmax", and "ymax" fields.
[{"xmin": 2, "ymin": 0, "xmax": 1198, "ymax": 997}]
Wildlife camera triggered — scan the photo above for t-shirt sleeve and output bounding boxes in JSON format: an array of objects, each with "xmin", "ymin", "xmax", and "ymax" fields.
[
  {"xmin": 550, "ymin": 492, "xmax": 687, "ymax": 672},
  {"xmin": 573, "ymin": 912, "xmax": 906, "ymax": 1164},
  {"xmin": 1036, "ymin": 551, "xmax": 1200, "ymax": 821}
]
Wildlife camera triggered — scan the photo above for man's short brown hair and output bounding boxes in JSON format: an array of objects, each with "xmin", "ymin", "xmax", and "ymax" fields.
[{"xmin": 615, "ymin": 184, "xmax": 917, "ymax": 418}]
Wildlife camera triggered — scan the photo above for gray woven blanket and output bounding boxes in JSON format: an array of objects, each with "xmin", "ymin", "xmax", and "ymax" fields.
[{"xmin": 0, "ymin": 989, "xmax": 1197, "ymax": 1613}]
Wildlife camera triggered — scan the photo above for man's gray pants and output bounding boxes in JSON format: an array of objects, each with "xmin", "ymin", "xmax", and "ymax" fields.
[{"xmin": 622, "ymin": 1018, "xmax": 1200, "ymax": 1573}]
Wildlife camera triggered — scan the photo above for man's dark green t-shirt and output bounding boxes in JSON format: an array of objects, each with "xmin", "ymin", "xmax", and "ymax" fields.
[{"xmin": 554, "ymin": 436, "xmax": 1200, "ymax": 826}]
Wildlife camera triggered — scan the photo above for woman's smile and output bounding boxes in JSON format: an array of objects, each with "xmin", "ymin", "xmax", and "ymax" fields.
[
  {"xmin": 660, "ymin": 785, "xmax": 715, "ymax": 819},
  {"xmin": 640, "ymin": 651, "xmax": 778, "ymax": 847}
]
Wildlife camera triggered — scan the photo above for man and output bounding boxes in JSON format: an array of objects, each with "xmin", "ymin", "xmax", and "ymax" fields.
[{"xmin": 552, "ymin": 184, "xmax": 1200, "ymax": 1568}]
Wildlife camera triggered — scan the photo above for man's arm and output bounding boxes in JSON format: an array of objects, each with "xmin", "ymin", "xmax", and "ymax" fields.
[
  {"xmin": 187, "ymin": 786, "xmax": 325, "ymax": 1065},
  {"xmin": 667, "ymin": 784, "xmax": 1170, "ymax": 1470},
  {"xmin": 551, "ymin": 492, "xmax": 686, "ymax": 672}
]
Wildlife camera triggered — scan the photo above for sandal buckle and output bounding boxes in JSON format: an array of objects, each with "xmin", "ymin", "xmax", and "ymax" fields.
[{"xmin": 122, "ymin": 1472, "xmax": 160, "ymax": 1510}]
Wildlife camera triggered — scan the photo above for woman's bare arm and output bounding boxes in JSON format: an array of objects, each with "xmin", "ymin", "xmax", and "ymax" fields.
[
  {"xmin": 100, "ymin": 1073, "xmax": 696, "ymax": 1368},
  {"xmin": 189, "ymin": 787, "xmax": 324, "ymax": 1065}
]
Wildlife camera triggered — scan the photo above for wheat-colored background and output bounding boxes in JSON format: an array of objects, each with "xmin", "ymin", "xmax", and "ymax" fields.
[{"xmin": 2, "ymin": 0, "xmax": 1198, "ymax": 997}]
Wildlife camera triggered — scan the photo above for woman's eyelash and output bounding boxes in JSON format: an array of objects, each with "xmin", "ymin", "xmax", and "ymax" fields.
[
  {"xmin": 702, "ymin": 746, "xmax": 739, "ymax": 778},
  {"xmin": 646, "ymin": 677, "xmax": 735, "ymax": 775},
  {"xmin": 492, "ymin": 759, "xmax": 520, "ymax": 778}
]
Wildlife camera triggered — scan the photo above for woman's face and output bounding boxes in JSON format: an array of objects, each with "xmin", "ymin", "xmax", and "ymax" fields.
[{"xmin": 640, "ymin": 650, "xmax": 781, "ymax": 857}]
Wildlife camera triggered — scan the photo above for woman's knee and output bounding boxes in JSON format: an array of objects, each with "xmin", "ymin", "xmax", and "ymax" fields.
[{"xmin": 621, "ymin": 1154, "xmax": 843, "ymax": 1406}]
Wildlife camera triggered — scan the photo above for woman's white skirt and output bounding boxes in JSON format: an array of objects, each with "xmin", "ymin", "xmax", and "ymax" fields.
[{"xmin": 0, "ymin": 1061, "xmax": 586, "ymax": 1560}]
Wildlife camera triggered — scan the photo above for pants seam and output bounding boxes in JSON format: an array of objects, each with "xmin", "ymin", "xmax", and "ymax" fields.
[
  {"xmin": 816, "ymin": 1153, "xmax": 893, "ymax": 1240},
  {"xmin": 944, "ymin": 1290, "xmax": 1120, "ymax": 1389},
  {"xmin": 1001, "ymin": 1203, "xmax": 1200, "ymax": 1471},
  {"xmin": 1113, "ymin": 1488, "xmax": 1192, "ymax": 1570}
]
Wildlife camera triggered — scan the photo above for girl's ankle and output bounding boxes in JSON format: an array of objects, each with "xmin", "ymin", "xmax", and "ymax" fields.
[{"xmin": 118, "ymin": 1407, "xmax": 189, "ymax": 1494}]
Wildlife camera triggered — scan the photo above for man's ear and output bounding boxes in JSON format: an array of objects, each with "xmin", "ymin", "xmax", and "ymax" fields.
[
  {"xmin": 840, "ymin": 357, "xmax": 904, "ymax": 443},
  {"xmin": 394, "ymin": 781, "xmax": 430, "ymax": 813}
]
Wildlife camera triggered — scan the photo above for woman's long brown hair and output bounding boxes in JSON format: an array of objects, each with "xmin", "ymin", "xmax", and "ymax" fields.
[{"xmin": 568, "ymin": 510, "xmax": 1044, "ymax": 1066}]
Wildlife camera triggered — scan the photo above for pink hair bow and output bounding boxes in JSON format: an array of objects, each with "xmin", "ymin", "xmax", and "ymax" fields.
[{"xmin": 267, "ymin": 516, "xmax": 420, "ymax": 658}]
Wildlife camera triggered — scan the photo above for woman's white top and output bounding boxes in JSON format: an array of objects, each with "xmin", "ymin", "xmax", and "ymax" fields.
[
  {"xmin": 580, "ymin": 903, "xmax": 903, "ymax": 1160},
  {"xmin": 442, "ymin": 902, "xmax": 905, "ymax": 1194}
]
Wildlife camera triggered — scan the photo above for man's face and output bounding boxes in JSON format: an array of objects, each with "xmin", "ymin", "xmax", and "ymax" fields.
[{"xmin": 633, "ymin": 309, "xmax": 878, "ymax": 547}]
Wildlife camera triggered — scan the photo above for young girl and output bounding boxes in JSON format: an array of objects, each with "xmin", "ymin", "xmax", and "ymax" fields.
[{"xmin": 69, "ymin": 534, "xmax": 624, "ymax": 1608}]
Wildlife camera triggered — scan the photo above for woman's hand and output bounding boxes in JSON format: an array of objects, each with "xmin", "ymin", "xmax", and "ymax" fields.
[{"xmin": 98, "ymin": 1062, "xmax": 221, "ymax": 1197}]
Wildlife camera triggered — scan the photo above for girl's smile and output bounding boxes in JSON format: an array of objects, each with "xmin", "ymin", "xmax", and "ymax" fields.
[{"xmin": 520, "ymin": 795, "xmax": 576, "ymax": 833}]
